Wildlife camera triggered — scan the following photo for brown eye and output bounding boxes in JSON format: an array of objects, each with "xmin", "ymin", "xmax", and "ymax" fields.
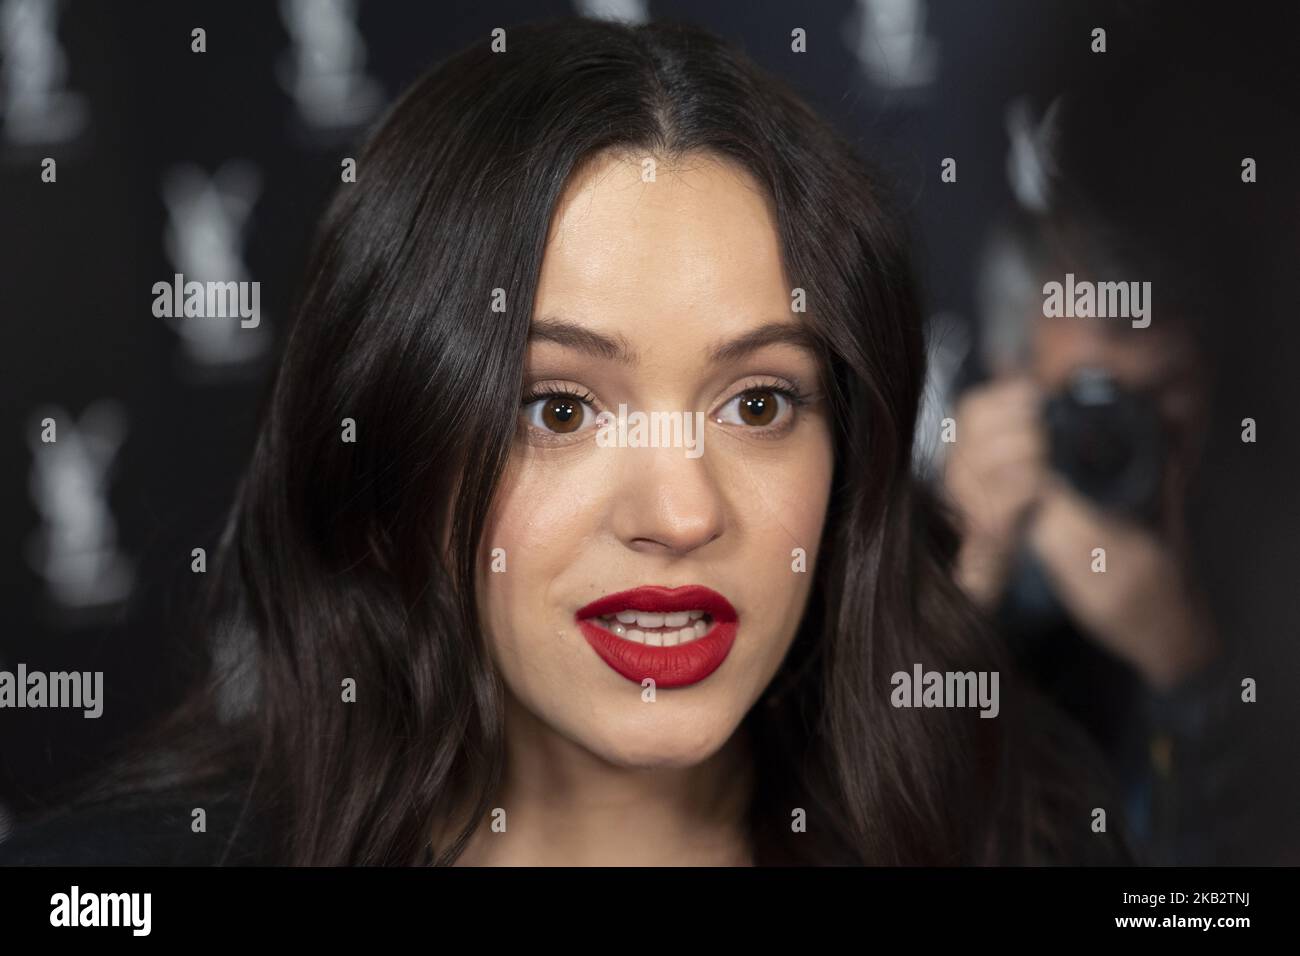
[
  {"xmin": 542, "ymin": 397, "xmax": 583, "ymax": 433},
  {"xmin": 713, "ymin": 386, "xmax": 797, "ymax": 433},
  {"xmin": 522, "ymin": 392, "xmax": 597, "ymax": 435},
  {"xmin": 736, "ymin": 390, "xmax": 778, "ymax": 427}
]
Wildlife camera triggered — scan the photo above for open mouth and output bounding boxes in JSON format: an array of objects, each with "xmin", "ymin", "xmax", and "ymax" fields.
[
  {"xmin": 589, "ymin": 609, "xmax": 716, "ymax": 646},
  {"xmin": 574, "ymin": 585, "xmax": 739, "ymax": 688}
]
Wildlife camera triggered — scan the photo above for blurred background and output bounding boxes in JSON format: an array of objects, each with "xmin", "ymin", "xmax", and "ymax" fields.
[{"xmin": 2, "ymin": 0, "xmax": 1297, "ymax": 863}]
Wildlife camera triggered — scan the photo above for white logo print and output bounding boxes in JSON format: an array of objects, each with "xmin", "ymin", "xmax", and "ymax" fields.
[
  {"xmin": 0, "ymin": 0, "xmax": 87, "ymax": 144},
  {"xmin": 161, "ymin": 161, "xmax": 270, "ymax": 369},
  {"xmin": 845, "ymin": 0, "xmax": 938, "ymax": 90},
  {"xmin": 277, "ymin": 0, "xmax": 383, "ymax": 130},
  {"xmin": 1005, "ymin": 95, "xmax": 1064, "ymax": 214},
  {"xmin": 572, "ymin": 0, "xmax": 650, "ymax": 24},
  {"xmin": 50, "ymin": 886, "xmax": 151, "ymax": 936},
  {"xmin": 26, "ymin": 401, "xmax": 134, "ymax": 611}
]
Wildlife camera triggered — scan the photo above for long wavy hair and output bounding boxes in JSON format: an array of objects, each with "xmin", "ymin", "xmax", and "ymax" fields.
[{"xmin": 33, "ymin": 16, "xmax": 1121, "ymax": 866}]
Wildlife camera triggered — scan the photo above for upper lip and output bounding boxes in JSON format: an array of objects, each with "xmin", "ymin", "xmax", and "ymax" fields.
[{"xmin": 575, "ymin": 585, "xmax": 737, "ymax": 623}]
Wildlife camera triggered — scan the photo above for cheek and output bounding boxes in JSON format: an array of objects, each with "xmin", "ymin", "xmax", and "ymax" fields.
[
  {"xmin": 482, "ymin": 449, "xmax": 611, "ymax": 573},
  {"xmin": 721, "ymin": 423, "xmax": 835, "ymax": 569},
  {"xmin": 706, "ymin": 422, "xmax": 835, "ymax": 679},
  {"xmin": 476, "ymin": 453, "xmax": 603, "ymax": 663}
]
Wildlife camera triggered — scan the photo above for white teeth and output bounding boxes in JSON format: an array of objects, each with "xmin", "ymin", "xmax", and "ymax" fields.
[
  {"xmin": 605, "ymin": 609, "xmax": 708, "ymax": 628},
  {"xmin": 596, "ymin": 614, "xmax": 713, "ymax": 646}
]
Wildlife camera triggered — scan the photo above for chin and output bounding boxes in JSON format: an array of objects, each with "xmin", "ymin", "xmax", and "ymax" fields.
[{"xmin": 578, "ymin": 710, "xmax": 740, "ymax": 770}]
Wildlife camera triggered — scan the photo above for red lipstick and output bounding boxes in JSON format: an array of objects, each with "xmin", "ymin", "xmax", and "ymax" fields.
[{"xmin": 575, "ymin": 585, "xmax": 738, "ymax": 688}]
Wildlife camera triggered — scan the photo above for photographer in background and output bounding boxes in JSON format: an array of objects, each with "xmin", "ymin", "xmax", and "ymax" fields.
[
  {"xmin": 928, "ymin": 32, "xmax": 1300, "ymax": 858},
  {"xmin": 943, "ymin": 206, "xmax": 1224, "ymax": 863},
  {"xmin": 951, "ymin": 210, "xmax": 1218, "ymax": 692}
]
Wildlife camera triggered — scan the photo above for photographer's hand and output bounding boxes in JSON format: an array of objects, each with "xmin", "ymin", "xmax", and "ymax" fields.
[
  {"xmin": 943, "ymin": 376, "xmax": 1049, "ymax": 607},
  {"xmin": 1025, "ymin": 476, "xmax": 1219, "ymax": 690}
]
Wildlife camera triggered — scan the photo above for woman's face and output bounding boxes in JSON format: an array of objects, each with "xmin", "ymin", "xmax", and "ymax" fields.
[{"xmin": 478, "ymin": 150, "xmax": 834, "ymax": 769}]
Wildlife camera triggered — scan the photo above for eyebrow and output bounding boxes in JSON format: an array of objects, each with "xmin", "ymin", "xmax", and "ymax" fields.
[
  {"xmin": 708, "ymin": 322, "xmax": 819, "ymax": 364},
  {"xmin": 529, "ymin": 316, "xmax": 818, "ymax": 365},
  {"xmin": 529, "ymin": 316, "xmax": 635, "ymax": 362}
]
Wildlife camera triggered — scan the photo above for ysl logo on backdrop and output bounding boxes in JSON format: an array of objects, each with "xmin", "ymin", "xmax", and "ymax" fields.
[
  {"xmin": 845, "ymin": 0, "xmax": 939, "ymax": 91},
  {"xmin": 160, "ymin": 160, "xmax": 270, "ymax": 373},
  {"xmin": 572, "ymin": 0, "xmax": 650, "ymax": 24},
  {"xmin": 277, "ymin": 0, "xmax": 383, "ymax": 132},
  {"xmin": 0, "ymin": 0, "xmax": 87, "ymax": 145},
  {"xmin": 25, "ymin": 400, "xmax": 135, "ymax": 614},
  {"xmin": 1005, "ymin": 94, "xmax": 1064, "ymax": 214}
]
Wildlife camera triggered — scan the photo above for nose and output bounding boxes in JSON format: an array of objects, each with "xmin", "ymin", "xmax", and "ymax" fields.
[{"xmin": 609, "ymin": 444, "xmax": 726, "ymax": 557}]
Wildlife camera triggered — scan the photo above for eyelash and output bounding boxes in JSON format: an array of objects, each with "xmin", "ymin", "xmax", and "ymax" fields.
[
  {"xmin": 518, "ymin": 378, "xmax": 813, "ymax": 441},
  {"xmin": 520, "ymin": 384, "xmax": 600, "ymax": 408}
]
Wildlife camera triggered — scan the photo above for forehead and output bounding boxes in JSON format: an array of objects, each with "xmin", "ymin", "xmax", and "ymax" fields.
[{"xmin": 533, "ymin": 150, "xmax": 793, "ymax": 344}]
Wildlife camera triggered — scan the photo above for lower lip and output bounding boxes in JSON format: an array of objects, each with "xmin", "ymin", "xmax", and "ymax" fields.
[{"xmin": 575, "ymin": 588, "xmax": 738, "ymax": 688}]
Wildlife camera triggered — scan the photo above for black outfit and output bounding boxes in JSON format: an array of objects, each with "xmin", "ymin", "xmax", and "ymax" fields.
[
  {"xmin": 0, "ymin": 788, "xmax": 269, "ymax": 866},
  {"xmin": 998, "ymin": 543, "xmax": 1242, "ymax": 865},
  {"xmin": 0, "ymin": 785, "xmax": 453, "ymax": 866}
]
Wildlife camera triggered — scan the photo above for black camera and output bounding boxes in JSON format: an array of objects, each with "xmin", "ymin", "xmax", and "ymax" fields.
[{"xmin": 1043, "ymin": 367, "xmax": 1166, "ymax": 521}]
